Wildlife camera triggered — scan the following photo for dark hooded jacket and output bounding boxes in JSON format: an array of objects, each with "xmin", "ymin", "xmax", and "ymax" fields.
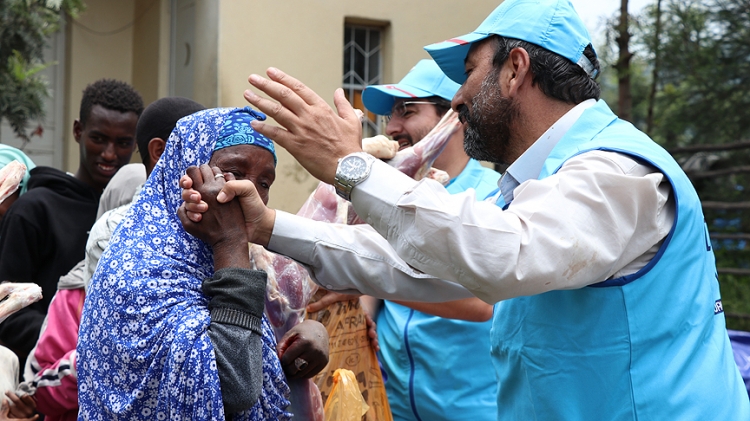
[{"xmin": 0, "ymin": 166, "xmax": 100, "ymax": 357}]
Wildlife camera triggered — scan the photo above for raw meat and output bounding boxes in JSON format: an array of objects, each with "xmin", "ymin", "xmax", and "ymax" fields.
[
  {"xmin": 0, "ymin": 160, "xmax": 27, "ymax": 204},
  {"xmin": 0, "ymin": 282, "xmax": 42, "ymax": 324}
]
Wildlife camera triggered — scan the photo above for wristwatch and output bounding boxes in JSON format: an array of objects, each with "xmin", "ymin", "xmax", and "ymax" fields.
[{"xmin": 334, "ymin": 152, "xmax": 376, "ymax": 201}]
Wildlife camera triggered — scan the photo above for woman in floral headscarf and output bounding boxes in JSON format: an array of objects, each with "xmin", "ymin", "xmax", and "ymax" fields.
[{"xmin": 77, "ymin": 107, "xmax": 326, "ymax": 421}]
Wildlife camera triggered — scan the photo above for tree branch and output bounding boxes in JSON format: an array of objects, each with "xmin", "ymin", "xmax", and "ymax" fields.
[
  {"xmin": 686, "ymin": 165, "xmax": 750, "ymax": 180},
  {"xmin": 702, "ymin": 201, "xmax": 750, "ymax": 210},
  {"xmin": 669, "ymin": 140, "xmax": 750, "ymax": 154}
]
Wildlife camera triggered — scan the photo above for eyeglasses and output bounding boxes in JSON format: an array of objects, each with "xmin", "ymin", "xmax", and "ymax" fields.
[{"xmin": 387, "ymin": 101, "xmax": 437, "ymax": 121}]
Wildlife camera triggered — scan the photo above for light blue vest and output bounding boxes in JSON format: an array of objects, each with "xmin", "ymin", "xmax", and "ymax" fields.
[
  {"xmin": 378, "ymin": 159, "xmax": 500, "ymax": 421},
  {"xmin": 491, "ymin": 100, "xmax": 750, "ymax": 420}
]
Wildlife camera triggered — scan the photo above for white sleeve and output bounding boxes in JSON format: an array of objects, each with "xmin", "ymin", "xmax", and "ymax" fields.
[
  {"xmin": 269, "ymin": 211, "xmax": 475, "ymax": 303},
  {"xmin": 269, "ymin": 152, "xmax": 671, "ymax": 304},
  {"xmin": 355, "ymin": 155, "xmax": 671, "ymax": 303},
  {"xmin": 83, "ymin": 205, "xmax": 130, "ymax": 289}
]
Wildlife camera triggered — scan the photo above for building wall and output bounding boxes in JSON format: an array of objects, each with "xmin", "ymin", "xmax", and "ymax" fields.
[
  {"xmin": 131, "ymin": 0, "xmax": 165, "ymax": 108},
  {"xmin": 62, "ymin": 0, "xmax": 499, "ymax": 212},
  {"xmin": 218, "ymin": 0, "xmax": 498, "ymax": 212},
  {"xmin": 63, "ymin": 0, "xmax": 136, "ymax": 172}
]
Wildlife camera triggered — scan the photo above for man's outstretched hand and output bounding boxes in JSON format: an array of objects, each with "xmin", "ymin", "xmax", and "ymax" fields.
[
  {"xmin": 244, "ymin": 68, "xmax": 364, "ymax": 185},
  {"xmin": 179, "ymin": 165, "xmax": 276, "ymax": 247}
]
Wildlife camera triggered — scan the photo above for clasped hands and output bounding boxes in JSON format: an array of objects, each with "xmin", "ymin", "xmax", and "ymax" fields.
[{"xmin": 178, "ymin": 165, "xmax": 275, "ymax": 248}]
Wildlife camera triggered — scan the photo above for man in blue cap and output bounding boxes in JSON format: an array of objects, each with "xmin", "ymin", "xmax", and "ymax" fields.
[
  {"xmin": 362, "ymin": 59, "xmax": 500, "ymax": 184},
  {"xmin": 312, "ymin": 59, "xmax": 500, "ymax": 421},
  {"xmin": 184, "ymin": 0, "xmax": 750, "ymax": 419}
]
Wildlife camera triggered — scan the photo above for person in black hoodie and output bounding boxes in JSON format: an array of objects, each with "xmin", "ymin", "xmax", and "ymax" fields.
[{"xmin": 0, "ymin": 79, "xmax": 143, "ymax": 373}]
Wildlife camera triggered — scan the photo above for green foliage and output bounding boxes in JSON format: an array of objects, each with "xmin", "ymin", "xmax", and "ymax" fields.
[
  {"xmin": 0, "ymin": 51, "xmax": 53, "ymax": 142},
  {"xmin": 595, "ymin": 14, "xmax": 653, "ymax": 131},
  {"xmin": 0, "ymin": 0, "xmax": 84, "ymax": 142},
  {"xmin": 633, "ymin": 0, "xmax": 750, "ymax": 148},
  {"xmin": 722, "ymin": 274, "xmax": 750, "ymax": 331},
  {"xmin": 600, "ymin": 0, "xmax": 750, "ymax": 324}
]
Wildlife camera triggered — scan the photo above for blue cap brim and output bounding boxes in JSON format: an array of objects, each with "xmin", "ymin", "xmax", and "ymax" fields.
[
  {"xmin": 362, "ymin": 83, "xmax": 437, "ymax": 116},
  {"xmin": 425, "ymin": 32, "xmax": 490, "ymax": 85}
]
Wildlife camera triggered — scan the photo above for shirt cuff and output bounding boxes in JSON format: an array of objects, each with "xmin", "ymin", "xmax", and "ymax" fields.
[
  {"xmin": 269, "ymin": 211, "xmax": 319, "ymax": 265},
  {"xmin": 350, "ymin": 159, "xmax": 419, "ymax": 234}
]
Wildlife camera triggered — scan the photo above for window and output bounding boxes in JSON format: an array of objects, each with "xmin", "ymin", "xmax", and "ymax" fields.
[{"xmin": 343, "ymin": 24, "xmax": 383, "ymax": 137}]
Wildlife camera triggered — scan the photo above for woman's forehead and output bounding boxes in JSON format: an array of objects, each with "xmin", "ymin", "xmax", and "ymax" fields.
[{"xmin": 210, "ymin": 144, "xmax": 276, "ymax": 166}]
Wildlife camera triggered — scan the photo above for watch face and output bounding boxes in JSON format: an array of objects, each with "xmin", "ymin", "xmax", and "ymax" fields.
[{"xmin": 340, "ymin": 156, "xmax": 368, "ymax": 179}]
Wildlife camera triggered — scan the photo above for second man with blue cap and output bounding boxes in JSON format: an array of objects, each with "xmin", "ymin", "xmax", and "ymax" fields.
[{"xmin": 360, "ymin": 59, "xmax": 500, "ymax": 421}]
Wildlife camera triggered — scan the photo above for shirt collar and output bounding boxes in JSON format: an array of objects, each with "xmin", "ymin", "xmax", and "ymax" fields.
[{"xmin": 499, "ymin": 99, "xmax": 596, "ymax": 204}]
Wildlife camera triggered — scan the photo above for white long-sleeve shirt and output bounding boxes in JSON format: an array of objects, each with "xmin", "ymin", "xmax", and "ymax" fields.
[{"xmin": 269, "ymin": 102, "xmax": 674, "ymax": 304}]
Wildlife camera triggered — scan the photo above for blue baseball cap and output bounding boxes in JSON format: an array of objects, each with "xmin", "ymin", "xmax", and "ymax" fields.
[
  {"xmin": 361, "ymin": 59, "xmax": 460, "ymax": 116},
  {"xmin": 424, "ymin": 0, "xmax": 595, "ymax": 84}
]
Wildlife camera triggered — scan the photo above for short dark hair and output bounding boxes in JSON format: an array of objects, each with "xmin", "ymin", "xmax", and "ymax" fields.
[
  {"xmin": 135, "ymin": 97, "xmax": 205, "ymax": 167},
  {"xmin": 489, "ymin": 35, "xmax": 601, "ymax": 104},
  {"xmin": 79, "ymin": 79, "xmax": 144, "ymax": 126}
]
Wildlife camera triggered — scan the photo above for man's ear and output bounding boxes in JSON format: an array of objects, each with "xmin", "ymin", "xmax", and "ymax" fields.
[
  {"xmin": 506, "ymin": 47, "xmax": 531, "ymax": 98},
  {"xmin": 148, "ymin": 138, "xmax": 166, "ymax": 164},
  {"xmin": 73, "ymin": 119, "xmax": 83, "ymax": 144}
]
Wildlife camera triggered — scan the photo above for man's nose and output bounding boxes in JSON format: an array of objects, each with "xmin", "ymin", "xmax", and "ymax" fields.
[
  {"xmin": 101, "ymin": 141, "xmax": 117, "ymax": 160},
  {"xmin": 452, "ymin": 85, "xmax": 466, "ymax": 112},
  {"xmin": 385, "ymin": 118, "xmax": 402, "ymax": 137}
]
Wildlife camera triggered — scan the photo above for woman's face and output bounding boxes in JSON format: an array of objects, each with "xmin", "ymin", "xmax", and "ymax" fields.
[{"xmin": 208, "ymin": 144, "xmax": 276, "ymax": 205}]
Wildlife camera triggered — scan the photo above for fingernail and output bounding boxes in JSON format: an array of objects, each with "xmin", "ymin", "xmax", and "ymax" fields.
[
  {"xmin": 267, "ymin": 67, "xmax": 278, "ymax": 76},
  {"xmin": 217, "ymin": 191, "xmax": 227, "ymax": 202},
  {"xmin": 190, "ymin": 193, "xmax": 199, "ymax": 201},
  {"xmin": 244, "ymin": 90, "xmax": 258, "ymax": 100},
  {"xmin": 248, "ymin": 74, "xmax": 261, "ymax": 84}
]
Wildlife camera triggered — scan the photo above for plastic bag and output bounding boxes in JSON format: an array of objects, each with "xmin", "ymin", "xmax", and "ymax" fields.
[
  {"xmin": 324, "ymin": 369, "xmax": 369, "ymax": 421},
  {"xmin": 308, "ymin": 297, "xmax": 393, "ymax": 421}
]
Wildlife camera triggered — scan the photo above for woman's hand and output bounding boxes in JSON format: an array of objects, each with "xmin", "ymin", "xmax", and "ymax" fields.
[
  {"xmin": 177, "ymin": 164, "xmax": 250, "ymax": 269},
  {"xmin": 277, "ymin": 320, "xmax": 329, "ymax": 380}
]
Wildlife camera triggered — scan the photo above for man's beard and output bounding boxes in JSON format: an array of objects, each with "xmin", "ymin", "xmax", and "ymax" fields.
[{"xmin": 458, "ymin": 68, "xmax": 519, "ymax": 165}]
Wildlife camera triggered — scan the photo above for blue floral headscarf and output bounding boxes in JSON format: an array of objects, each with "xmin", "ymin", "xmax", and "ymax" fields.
[
  {"xmin": 77, "ymin": 107, "xmax": 290, "ymax": 421},
  {"xmin": 215, "ymin": 107, "xmax": 276, "ymax": 165},
  {"xmin": 0, "ymin": 144, "xmax": 36, "ymax": 195}
]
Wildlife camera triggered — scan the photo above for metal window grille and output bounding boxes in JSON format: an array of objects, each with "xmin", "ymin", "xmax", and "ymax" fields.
[{"xmin": 343, "ymin": 25, "xmax": 383, "ymax": 137}]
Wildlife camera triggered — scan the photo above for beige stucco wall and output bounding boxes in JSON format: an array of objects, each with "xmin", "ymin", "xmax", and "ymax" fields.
[
  {"xmin": 131, "ymin": 0, "xmax": 165, "ymax": 108},
  {"xmin": 218, "ymin": 0, "xmax": 499, "ymax": 212},
  {"xmin": 63, "ymin": 0, "xmax": 136, "ymax": 172},
  {"xmin": 62, "ymin": 0, "xmax": 499, "ymax": 212}
]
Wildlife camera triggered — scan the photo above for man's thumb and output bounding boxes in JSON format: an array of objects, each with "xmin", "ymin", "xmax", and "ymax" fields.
[{"xmin": 217, "ymin": 180, "xmax": 258, "ymax": 203}]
